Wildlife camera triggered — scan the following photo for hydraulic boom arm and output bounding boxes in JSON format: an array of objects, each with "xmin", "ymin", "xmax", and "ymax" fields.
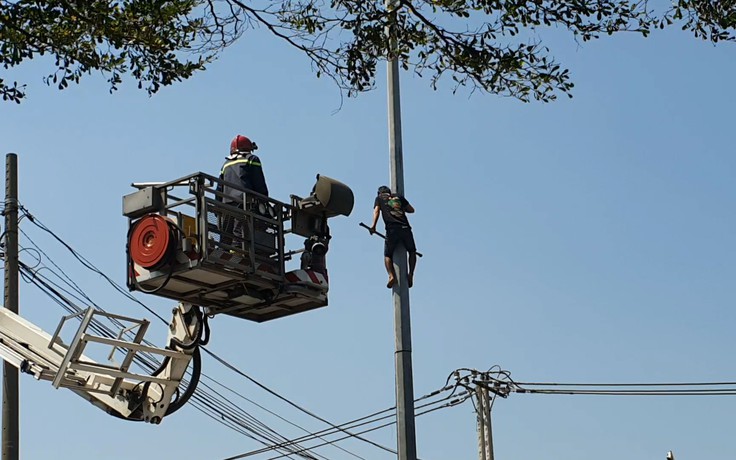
[{"xmin": 0, "ymin": 302, "xmax": 204, "ymax": 424}]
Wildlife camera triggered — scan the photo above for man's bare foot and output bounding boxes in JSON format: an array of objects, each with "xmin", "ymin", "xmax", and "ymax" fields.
[
  {"xmin": 387, "ymin": 277, "xmax": 396, "ymax": 288},
  {"xmin": 408, "ymin": 273, "xmax": 414, "ymax": 288}
]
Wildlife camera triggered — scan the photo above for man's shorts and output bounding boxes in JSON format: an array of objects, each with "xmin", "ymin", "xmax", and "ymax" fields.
[{"xmin": 384, "ymin": 226, "xmax": 417, "ymax": 257}]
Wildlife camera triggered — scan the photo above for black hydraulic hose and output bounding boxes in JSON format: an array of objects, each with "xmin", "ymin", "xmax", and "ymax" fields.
[
  {"xmin": 151, "ymin": 356, "xmax": 172, "ymax": 377},
  {"xmin": 108, "ymin": 353, "xmax": 195, "ymax": 422},
  {"xmin": 198, "ymin": 311, "xmax": 211, "ymax": 346},
  {"xmin": 106, "ymin": 380, "xmax": 149, "ymax": 422},
  {"xmin": 165, "ymin": 346, "xmax": 202, "ymax": 416},
  {"xmin": 133, "ymin": 266, "xmax": 175, "ymax": 295},
  {"xmin": 106, "ymin": 407, "xmax": 141, "ymax": 422},
  {"xmin": 165, "ymin": 308, "xmax": 206, "ymax": 413},
  {"xmin": 134, "ymin": 330, "xmax": 203, "ymax": 418},
  {"xmin": 169, "ymin": 306, "xmax": 204, "ymax": 351},
  {"xmin": 107, "ymin": 306, "xmax": 205, "ymax": 421},
  {"xmin": 170, "ymin": 333, "xmax": 199, "ymax": 350},
  {"xmin": 150, "ymin": 305, "xmax": 203, "ymax": 377}
]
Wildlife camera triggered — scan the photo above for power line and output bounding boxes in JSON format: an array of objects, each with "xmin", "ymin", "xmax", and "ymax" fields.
[
  {"xmin": 231, "ymin": 387, "xmax": 466, "ymax": 459},
  {"xmin": 16, "ymin": 205, "xmax": 395, "ymax": 459},
  {"xmin": 204, "ymin": 347, "xmax": 398, "ymax": 456},
  {"xmin": 18, "ymin": 227, "xmax": 330, "ymax": 458},
  {"xmin": 515, "ymin": 389, "xmax": 736, "ymax": 396},
  {"xmin": 515, "ymin": 382, "xmax": 736, "ymax": 387},
  {"xmin": 465, "ymin": 368, "xmax": 736, "ymax": 398},
  {"xmin": 18, "ymin": 207, "xmax": 168, "ymax": 323},
  {"xmin": 24, "ymin": 207, "xmax": 736, "ymax": 458},
  {"xmin": 202, "ymin": 375, "xmax": 369, "ymax": 460},
  {"xmin": 251, "ymin": 391, "xmax": 473, "ymax": 460},
  {"xmin": 19, "ymin": 254, "xmax": 332, "ymax": 460},
  {"xmin": 512, "ymin": 381, "xmax": 736, "ymax": 387},
  {"xmin": 18, "ymin": 254, "xmax": 334, "ymax": 460}
]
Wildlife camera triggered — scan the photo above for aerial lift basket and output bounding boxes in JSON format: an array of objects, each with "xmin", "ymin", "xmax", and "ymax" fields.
[{"xmin": 123, "ymin": 172, "xmax": 353, "ymax": 322}]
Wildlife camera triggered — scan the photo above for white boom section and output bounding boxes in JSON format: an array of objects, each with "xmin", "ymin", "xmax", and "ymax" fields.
[{"xmin": 0, "ymin": 303, "xmax": 201, "ymax": 424}]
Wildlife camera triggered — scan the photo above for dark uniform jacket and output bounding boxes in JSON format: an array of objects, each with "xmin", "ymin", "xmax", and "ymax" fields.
[{"xmin": 219, "ymin": 153, "xmax": 269, "ymax": 202}]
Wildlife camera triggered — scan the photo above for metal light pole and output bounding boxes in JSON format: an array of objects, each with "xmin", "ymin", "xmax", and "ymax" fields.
[
  {"xmin": 2, "ymin": 153, "xmax": 19, "ymax": 460},
  {"xmin": 385, "ymin": 3, "xmax": 418, "ymax": 459}
]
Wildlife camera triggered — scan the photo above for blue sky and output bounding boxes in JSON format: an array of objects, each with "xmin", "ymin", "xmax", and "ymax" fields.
[{"xmin": 1, "ymin": 17, "xmax": 735, "ymax": 460}]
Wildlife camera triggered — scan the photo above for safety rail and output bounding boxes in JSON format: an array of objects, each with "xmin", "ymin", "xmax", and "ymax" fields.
[
  {"xmin": 124, "ymin": 171, "xmax": 353, "ymax": 322},
  {"xmin": 131, "ymin": 172, "xmax": 292, "ymax": 278}
]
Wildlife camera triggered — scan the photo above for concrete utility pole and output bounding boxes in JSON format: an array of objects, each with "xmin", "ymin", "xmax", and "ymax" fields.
[
  {"xmin": 2, "ymin": 153, "xmax": 19, "ymax": 460},
  {"xmin": 385, "ymin": 2, "xmax": 417, "ymax": 459},
  {"xmin": 476, "ymin": 383, "xmax": 495, "ymax": 460}
]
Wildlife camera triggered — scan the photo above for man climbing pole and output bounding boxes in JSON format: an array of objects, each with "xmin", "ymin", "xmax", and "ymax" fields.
[{"xmin": 369, "ymin": 185, "xmax": 417, "ymax": 289}]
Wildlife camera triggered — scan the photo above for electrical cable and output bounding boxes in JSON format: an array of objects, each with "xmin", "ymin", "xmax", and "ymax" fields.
[
  {"xmin": 23, "ymin": 243, "xmax": 463, "ymax": 459},
  {"xmin": 200, "ymin": 375, "xmax": 362, "ymax": 460},
  {"xmin": 19, "ymin": 207, "xmax": 168, "ymax": 323},
  {"xmin": 17, "ymin": 206, "xmax": 736, "ymax": 454},
  {"xmin": 19, "ymin": 227, "xmax": 102, "ymax": 311},
  {"xmin": 227, "ymin": 386, "xmax": 466, "ymax": 459},
  {"xmin": 18, "ymin": 260, "xmax": 162, "ymax": 372},
  {"xmin": 17, "ymin": 206, "xmax": 383, "ymax": 459},
  {"xmin": 192, "ymin": 391, "xmax": 320, "ymax": 460},
  {"xmin": 463, "ymin": 367, "xmax": 736, "ymax": 398},
  {"xmin": 514, "ymin": 389, "xmax": 736, "ymax": 396},
  {"xmin": 253, "ymin": 394, "xmax": 463, "ymax": 459},
  {"xmin": 21, "ymin": 257, "xmax": 327, "ymax": 459},
  {"xmin": 21, "ymin": 205, "xmax": 480, "ymax": 457},
  {"xmin": 18, "ymin": 248, "xmax": 312, "ymax": 450},
  {"xmin": 511, "ymin": 381, "xmax": 736, "ymax": 387},
  {"xmin": 251, "ymin": 391, "xmax": 474, "ymax": 460},
  {"xmin": 203, "ymin": 346, "xmax": 398, "ymax": 455}
]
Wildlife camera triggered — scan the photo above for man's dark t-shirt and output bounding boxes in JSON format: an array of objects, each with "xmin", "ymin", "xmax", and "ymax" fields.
[{"xmin": 375, "ymin": 192, "xmax": 411, "ymax": 229}]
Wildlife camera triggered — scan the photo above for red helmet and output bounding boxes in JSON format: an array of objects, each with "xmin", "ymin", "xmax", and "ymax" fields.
[{"xmin": 230, "ymin": 135, "xmax": 258, "ymax": 154}]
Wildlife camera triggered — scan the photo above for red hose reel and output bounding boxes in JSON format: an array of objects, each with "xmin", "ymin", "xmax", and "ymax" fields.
[{"xmin": 129, "ymin": 215, "xmax": 177, "ymax": 270}]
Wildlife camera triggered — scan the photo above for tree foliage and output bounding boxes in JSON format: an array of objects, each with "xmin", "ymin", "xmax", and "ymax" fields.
[
  {"xmin": 1, "ymin": 0, "xmax": 735, "ymax": 103},
  {"xmin": 0, "ymin": 0, "xmax": 212, "ymax": 103}
]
